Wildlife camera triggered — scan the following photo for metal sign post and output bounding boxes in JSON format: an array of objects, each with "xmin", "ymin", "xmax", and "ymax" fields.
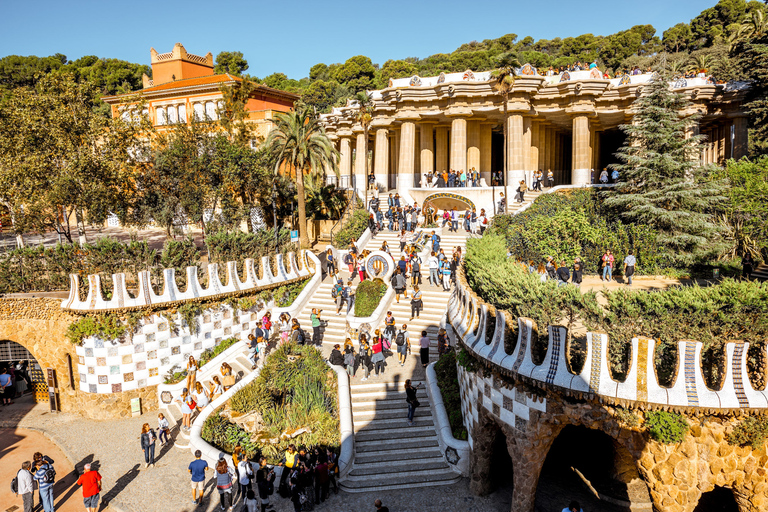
[{"xmin": 46, "ymin": 368, "xmax": 58, "ymax": 413}]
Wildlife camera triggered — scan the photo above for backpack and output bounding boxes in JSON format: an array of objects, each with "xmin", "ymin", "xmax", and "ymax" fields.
[
  {"xmin": 296, "ymin": 329, "xmax": 305, "ymax": 343},
  {"xmin": 395, "ymin": 331, "xmax": 406, "ymax": 346},
  {"xmin": 435, "ymin": 235, "xmax": 441, "ymax": 243},
  {"xmin": 44, "ymin": 465, "xmax": 56, "ymax": 484},
  {"xmin": 11, "ymin": 472, "xmax": 18, "ymax": 494},
  {"xmin": 343, "ymin": 351, "xmax": 354, "ymax": 366},
  {"xmin": 483, "ymin": 217, "xmax": 488, "ymax": 225},
  {"xmin": 342, "ymin": 286, "xmax": 350, "ymax": 299},
  {"xmin": 331, "ymin": 284, "xmax": 342, "ymax": 298},
  {"xmin": 343, "ymin": 254, "xmax": 353, "ymax": 265},
  {"xmin": 411, "ymin": 259, "xmax": 420, "ymax": 272}
]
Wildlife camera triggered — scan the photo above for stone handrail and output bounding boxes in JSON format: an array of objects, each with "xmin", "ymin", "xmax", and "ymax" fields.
[
  {"xmin": 426, "ymin": 360, "xmax": 470, "ymax": 476},
  {"xmin": 448, "ymin": 268, "xmax": 768, "ymax": 413},
  {"xmin": 62, "ymin": 250, "xmax": 313, "ymax": 312}
]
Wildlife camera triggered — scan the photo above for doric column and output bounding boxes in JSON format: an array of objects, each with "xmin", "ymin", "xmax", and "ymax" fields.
[
  {"xmin": 398, "ymin": 121, "xmax": 416, "ymax": 190},
  {"xmin": 547, "ymin": 127, "xmax": 556, "ymax": 174},
  {"xmin": 450, "ymin": 117, "xmax": 467, "ymax": 172},
  {"xmin": 530, "ymin": 121, "xmax": 540, "ymax": 174},
  {"xmin": 507, "ymin": 114, "xmax": 525, "ymax": 185},
  {"xmin": 521, "ymin": 117, "xmax": 532, "ymax": 185},
  {"xmin": 374, "ymin": 128, "xmax": 389, "ymax": 189},
  {"xmin": 592, "ymin": 127, "xmax": 601, "ymax": 181},
  {"xmin": 435, "ymin": 126, "xmax": 448, "ymax": 172},
  {"xmin": 480, "ymin": 123, "xmax": 493, "ymax": 185},
  {"xmin": 419, "ymin": 122, "xmax": 434, "ymax": 180},
  {"xmin": 733, "ymin": 117, "xmax": 748, "ymax": 160},
  {"xmin": 354, "ymin": 131, "xmax": 366, "ymax": 192},
  {"xmin": 466, "ymin": 121, "xmax": 480, "ymax": 178},
  {"xmin": 571, "ymin": 115, "xmax": 591, "ymax": 185},
  {"xmin": 339, "ymin": 136, "xmax": 352, "ymax": 180},
  {"xmin": 718, "ymin": 125, "xmax": 726, "ymax": 164},
  {"xmin": 554, "ymin": 131, "xmax": 561, "ymax": 176}
]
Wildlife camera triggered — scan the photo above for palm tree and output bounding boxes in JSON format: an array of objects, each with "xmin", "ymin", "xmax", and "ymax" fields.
[
  {"xmin": 263, "ymin": 107, "xmax": 339, "ymax": 248},
  {"xmin": 491, "ymin": 52, "xmax": 521, "ymax": 214},
  {"xmin": 687, "ymin": 54, "xmax": 713, "ymax": 75},
  {"xmin": 738, "ymin": 8, "xmax": 767, "ymax": 40},
  {"xmin": 354, "ymin": 92, "xmax": 373, "ymax": 208}
]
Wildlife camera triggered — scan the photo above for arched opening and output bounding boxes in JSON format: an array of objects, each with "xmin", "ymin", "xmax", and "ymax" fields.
[
  {"xmin": 535, "ymin": 425, "xmax": 651, "ymax": 511},
  {"xmin": 0, "ymin": 339, "xmax": 44, "ymax": 402},
  {"xmin": 422, "ymin": 192, "xmax": 476, "ymax": 213},
  {"xmin": 470, "ymin": 412, "xmax": 514, "ymax": 500},
  {"xmin": 599, "ymin": 129, "xmax": 627, "ymax": 173},
  {"xmin": 693, "ymin": 486, "xmax": 739, "ymax": 512}
]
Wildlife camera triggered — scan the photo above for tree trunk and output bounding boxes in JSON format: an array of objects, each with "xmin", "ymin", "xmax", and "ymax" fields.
[
  {"xmin": 297, "ymin": 165, "xmax": 310, "ymax": 248},
  {"xmin": 75, "ymin": 209, "xmax": 88, "ymax": 246},
  {"xmin": 4, "ymin": 203, "xmax": 25, "ymax": 248}
]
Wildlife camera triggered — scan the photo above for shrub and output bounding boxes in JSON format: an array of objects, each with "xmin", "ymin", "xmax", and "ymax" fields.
[
  {"xmin": 644, "ymin": 411, "xmax": 689, "ymax": 444},
  {"xmin": 66, "ymin": 314, "xmax": 128, "ymax": 345},
  {"xmin": 434, "ymin": 350, "xmax": 468, "ymax": 440},
  {"xmin": 201, "ymin": 414, "xmax": 261, "ymax": 459},
  {"xmin": 334, "ymin": 208, "xmax": 369, "ymax": 248},
  {"xmin": 614, "ymin": 407, "xmax": 640, "ymax": 428},
  {"xmin": 198, "ymin": 337, "xmax": 240, "ymax": 368},
  {"xmin": 205, "ymin": 228, "xmax": 293, "ymax": 266},
  {"xmin": 456, "ymin": 347, "xmax": 480, "ymax": 373},
  {"xmin": 727, "ymin": 416, "xmax": 768, "ymax": 450},
  {"xmin": 354, "ymin": 278, "xmax": 387, "ymax": 317}
]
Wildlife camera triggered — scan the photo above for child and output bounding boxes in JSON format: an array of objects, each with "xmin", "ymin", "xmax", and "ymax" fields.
[
  {"xmin": 157, "ymin": 413, "xmax": 170, "ymax": 445},
  {"xmin": 244, "ymin": 489, "xmax": 259, "ymax": 512}
]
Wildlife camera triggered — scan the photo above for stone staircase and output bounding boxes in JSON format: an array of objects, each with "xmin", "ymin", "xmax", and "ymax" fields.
[
  {"xmin": 506, "ymin": 189, "xmax": 543, "ymax": 215},
  {"xmin": 752, "ymin": 263, "xmax": 768, "ymax": 282}
]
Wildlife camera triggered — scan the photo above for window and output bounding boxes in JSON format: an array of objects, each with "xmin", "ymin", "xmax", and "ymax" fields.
[
  {"xmin": 193, "ymin": 103, "xmax": 204, "ymax": 121},
  {"xmin": 167, "ymin": 105, "xmax": 178, "ymax": 124},
  {"xmin": 205, "ymin": 102, "xmax": 218, "ymax": 121},
  {"xmin": 178, "ymin": 104, "xmax": 187, "ymax": 123},
  {"xmin": 156, "ymin": 106, "xmax": 166, "ymax": 125}
]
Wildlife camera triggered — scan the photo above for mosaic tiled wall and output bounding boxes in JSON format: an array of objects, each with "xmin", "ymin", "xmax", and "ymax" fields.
[{"xmin": 75, "ymin": 306, "xmax": 261, "ymax": 394}]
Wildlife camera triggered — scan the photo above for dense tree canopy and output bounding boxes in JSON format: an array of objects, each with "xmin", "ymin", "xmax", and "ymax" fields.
[{"xmin": 214, "ymin": 51, "xmax": 249, "ymax": 76}]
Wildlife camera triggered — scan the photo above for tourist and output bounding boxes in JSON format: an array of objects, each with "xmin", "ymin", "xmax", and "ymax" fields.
[
  {"xmin": 376, "ymin": 209, "xmax": 384, "ymax": 231},
  {"xmin": 256, "ymin": 459, "xmax": 276, "ymax": 512},
  {"xmin": 185, "ymin": 355, "xmax": 198, "ymax": 395},
  {"xmin": 405, "ymin": 210, "xmax": 412, "ymax": 232},
  {"xmin": 547, "ymin": 169, "xmax": 554, "ymax": 188},
  {"xmin": 428, "ymin": 251, "xmax": 439, "ymax": 286},
  {"xmin": 405, "ymin": 379, "xmax": 422, "ymax": 426},
  {"xmin": 397, "ymin": 255, "xmax": 407, "ymax": 275},
  {"xmin": 278, "ymin": 444, "xmax": 299, "ymax": 491},
  {"xmin": 210, "ymin": 375, "xmax": 224, "ymax": 400},
  {"xmin": 599, "ymin": 168, "xmax": 609, "ymax": 184},
  {"xmin": 450, "ymin": 208, "xmax": 459, "ymax": 232},
  {"xmin": 601, "ymin": 249, "xmax": 615, "ymax": 282},
  {"xmin": 313, "ymin": 453, "xmax": 330, "ymax": 504},
  {"xmin": 357, "ymin": 251, "xmax": 367, "ymax": 282},
  {"xmin": 261, "ymin": 312, "xmax": 272, "ymax": 339},
  {"xmin": 375, "ymin": 499, "xmax": 390, "ymax": 512},
  {"xmin": 140, "ymin": 422, "xmax": 157, "ymax": 468},
  {"xmin": 368, "ymin": 213, "xmax": 377, "ymax": 237},
  {"xmin": 345, "ymin": 281, "xmax": 355, "ymax": 315},
  {"xmin": 349, "ymin": 238, "xmax": 359, "ymax": 257},
  {"xmin": 384, "ymin": 312, "xmax": 396, "ymax": 341},
  {"xmin": 221, "ymin": 362, "xmax": 235, "ymax": 390},
  {"xmin": 440, "ymin": 258, "xmax": 452, "ymax": 291},
  {"xmin": 17, "ymin": 461, "xmax": 34, "ymax": 512},
  {"xmin": 177, "ymin": 388, "xmax": 194, "ymax": 432},
  {"xmin": 343, "ymin": 343, "xmax": 356, "ymax": 378},
  {"xmin": 247, "ymin": 334, "xmax": 260, "ymax": 368},
  {"xmin": 611, "ymin": 168, "xmax": 619, "ymax": 183},
  {"xmin": 556, "ymin": 261, "xmax": 570, "ymax": 287},
  {"xmin": 469, "ymin": 208, "xmax": 478, "ymax": 233},
  {"xmin": 410, "ymin": 253, "xmax": 422, "ymax": 286},
  {"xmin": 534, "ymin": 169, "xmax": 543, "ymax": 191},
  {"xmin": 515, "ymin": 180, "xmax": 527, "ymax": 203},
  {"xmin": 497, "ymin": 192, "xmax": 506, "ymax": 214},
  {"xmin": 0, "ymin": 367, "xmax": 13, "ymax": 405},
  {"xmin": 325, "ymin": 249, "xmax": 335, "ymax": 278},
  {"xmin": 380, "ymin": 240, "xmax": 391, "ymax": 255},
  {"xmin": 237, "ymin": 453, "xmax": 254, "ymax": 501},
  {"xmin": 545, "ymin": 257, "xmax": 557, "ymax": 281},
  {"xmin": 410, "ymin": 285, "xmax": 423, "ymax": 320},
  {"xmin": 562, "ymin": 501, "xmax": 584, "ymax": 512},
  {"xmin": 478, "ymin": 209, "xmax": 488, "ymax": 235},
  {"xmin": 157, "ymin": 413, "xmax": 171, "ymax": 445},
  {"xmin": 392, "ymin": 269, "xmax": 407, "ymax": 303},
  {"xmin": 437, "ymin": 328, "xmax": 449, "ymax": 357},
  {"xmin": 310, "ymin": 308, "xmax": 323, "ymax": 345},
  {"xmin": 329, "ymin": 344, "xmax": 344, "ymax": 368},
  {"xmin": 395, "ymin": 324, "xmax": 410, "ymax": 366},
  {"xmin": 279, "ymin": 313, "xmax": 292, "ymax": 344},
  {"xmin": 623, "ymin": 250, "xmax": 636, "ymax": 286},
  {"xmin": 215, "ymin": 458, "xmax": 235, "ymax": 512},
  {"xmin": 33, "ymin": 455, "xmax": 55, "ymax": 512},
  {"xmin": 431, "ymin": 231, "xmax": 440, "ymax": 252},
  {"xmin": 572, "ymin": 258, "xmax": 583, "ymax": 288},
  {"xmin": 371, "ymin": 331, "xmax": 386, "ymax": 377},
  {"xmin": 368, "ymin": 172, "xmax": 376, "ymax": 190},
  {"xmin": 332, "ymin": 279, "xmax": 345, "ymax": 315},
  {"xmin": 419, "ymin": 330, "xmax": 431, "ymax": 367},
  {"xmin": 537, "ymin": 262, "xmax": 547, "ymax": 282},
  {"xmin": 359, "ymin": 333, "xmax": 372, "ymax": 381},
  {"xmin": 243, "ymin": 489, "xmax": 259, "ymax": 512},
  {"xmin": 194, "ymin": 382, "xmax": 210, "ymax": 411},
  {"xmin": 326, "ymin": 448, "xmax": 339, "ymax": 494},
  {"xmin": 76, "ymin": 462, "xmax": 102, "ymax": 512},
  {"xmin": 463, "ymin": 208, "xmax": 471, "ymax": 232},
  {"xmin": 743, "ymin": 253, "xmax": 755, "ymax": 279}
]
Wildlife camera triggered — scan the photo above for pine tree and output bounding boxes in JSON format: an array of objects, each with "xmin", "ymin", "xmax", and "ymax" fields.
[{"xmin": 605, "ymin": 73, "xmax": 727, "ymax": 263}]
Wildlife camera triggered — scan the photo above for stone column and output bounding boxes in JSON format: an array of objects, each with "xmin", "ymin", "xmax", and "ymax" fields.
[
  {"xmin": 480, "ymin": 123, "xmax": 493, "ymax": 185},
  {"xmin": 554, "ymin": 132, "xmax": 562, "ymax": 177},
  {"xmin": 548, "ymin": 128, "xmax": 556, "ymax": 174},
  {"xmin": 398, "ymin": 121, "xmax": 416, "ymax": 190},
  {"xmin": 354, "ymin": 131, "xmax": 366, "ymax": 192},
  {"xmin": 507, "ymin": 114, "xmax": 525, "ymax": 185},
  {"xmin": 592, "ymin": 128, "xmax": 601, "ymax": 182},
  {"xmin": 467, "ymin": 120, "xmax": 481, "ymax": 178},
  {"xmin": 733, "ymin": 117, "xmax": 748, "ymax": 160},
  {"xmin": 718, "ymin": 125, "xmax": 726, "ymax": 164},
  {"xmin": 420, "ymin": 123, "xmax": 434, "ymax": 181},
  {"xmin": 522, "ymin": 117, "xmax": 532, "ymax": 185},
  {"xmin": 450, "ymin": 117, "xmax": 467, "ymax": 172},
  {"xmin": 435, "ymin": 126, "xmax": 449, "ymax": 172},
  {"xmin": 537, "ymin": 124, "xmax": 547, "ymax": 172},
  {"xmin": 571, "ymin": 115, "xmax": 591, "ymax": 185},
  {"xmin": 530, "ymin": 121, "xmax": 540, "ymax": 175},
  {"xmin": 374, "ymin": 128, "xmax": 389, "ymax": 190},
  {"xmin": 339, "ymin": 136, "xmax": 352, "ymax": 181}
]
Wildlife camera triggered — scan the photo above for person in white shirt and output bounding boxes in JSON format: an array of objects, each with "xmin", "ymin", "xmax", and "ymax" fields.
[
  {"xmin": 17, "ymin": 461, "xmax": 34, "ymax": 512},
  {"xmin": 428, "ymin": 251, "xmax": 440, "ymax": 286},
  {"xmin": 237, "ymin": 454, "xmax": 254, "ymax": 500}
]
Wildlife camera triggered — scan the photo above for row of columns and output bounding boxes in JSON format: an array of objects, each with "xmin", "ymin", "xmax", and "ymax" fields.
[{"xmin": 700, "ymin": 118, "xmax": 748, "ymax": 165}]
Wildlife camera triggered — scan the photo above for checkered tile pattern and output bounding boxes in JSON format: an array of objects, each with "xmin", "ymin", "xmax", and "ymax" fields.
[{"xmin": 76, "ymin": 306, "xmax": 256, "ymax": 394}]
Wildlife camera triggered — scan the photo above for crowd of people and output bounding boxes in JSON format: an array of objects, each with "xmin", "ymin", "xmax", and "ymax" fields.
[
  {"xmin": 0, "ymin": 361, "xmax": 33, "ymax": 405},
  {"xmin": 516, "ymin": 248, "xmax": 637, "ymax": 287},
  {"xmin": 13, "ymin": 451, "xmax": 102, "ymax": 512},
  {"xmin": 419, "ymin": 168, "xmax": 481, "ymax": 188}
]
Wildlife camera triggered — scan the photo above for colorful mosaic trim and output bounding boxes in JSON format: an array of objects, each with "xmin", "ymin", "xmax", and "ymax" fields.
[
  {"xmin": 511, "ymin": 322, "xmax": 529, "ymax": 373},
  {"xmin": 684, "ymin": 341, "xmax": 700, "ymax": 406},
  {"xmin": 732, "ymin": 343, "xmax": 749, "ymax": 408},
  {"xmin": 588, "ymin": 334, "xmax": 602, "ymax": 392},
  {"xmin": 422, "ymin": 192, "xmax": 477, "ymax": 211},
  {"xmin": 636, "ymin": 338, "xmax": 649, "ymax": 403},
  {"xmin": 545, "ymin": 328, "xmax": 561, "ymax": 385}
]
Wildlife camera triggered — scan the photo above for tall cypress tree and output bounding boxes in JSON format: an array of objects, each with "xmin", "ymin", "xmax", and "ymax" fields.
[{"xmin": 605, "ymin": 73, "xmax": 726, "ymax": 263}]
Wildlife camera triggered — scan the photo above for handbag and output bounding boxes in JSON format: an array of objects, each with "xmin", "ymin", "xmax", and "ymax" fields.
[
  {"xmin": 188, "ymin": 398, "xmax": 197, "ymax": 410},
  {"xmin": 222, "ymin": 375, "xmax": 236, "ymax": 387}
]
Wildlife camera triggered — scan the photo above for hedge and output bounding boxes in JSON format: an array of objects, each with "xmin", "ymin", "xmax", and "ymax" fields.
[
  {"xmin": 434, "ymin": 350, "xmax": 468, "ymax": 440},
  {"xmin": 354, "ymin": 279, "xmax": 387, "ymax": 317}
]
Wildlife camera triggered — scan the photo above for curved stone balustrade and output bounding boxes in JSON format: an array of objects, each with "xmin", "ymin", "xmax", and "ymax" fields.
[
  {"xmin": 448, "ymin": 269, "xmax": 767, "ymax": 412},
  {"xmin": 61, "ymin": 250, "xmax": 312, "ymax": 312}
]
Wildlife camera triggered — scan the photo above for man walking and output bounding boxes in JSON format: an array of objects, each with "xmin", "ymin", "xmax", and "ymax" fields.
[
  {"xmin": 623, "ymin": 250, "xmax": 636, "ymax": 286},
  {"xmin": 17, "ymin": 461, "xmax": 34, "ymax": 512},
  {"xmin": 450, "ymin": 208, "xmax": 458, "ymax": 232},
  {"xmin": 76, "ymin": 463, "xmax": 102, "ymax": 512},
  {"xmin": 33, "ymin": 456, "xmax": 55, "ymax": 512},
  {"xmin": 556, "ymin": 261, "xmax": 570, "ymax": 287},
  {"xmin": 189, "ymin": 449, "xmax": 210, "ymax": 506},
  {"xmin": 428, "ymin": 251, "xmax": 439, "ymax": 286}
]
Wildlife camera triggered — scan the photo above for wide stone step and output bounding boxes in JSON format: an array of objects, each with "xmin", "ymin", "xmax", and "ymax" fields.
[
  {"xmin": 352, "ymin": 406, "xmax": 432, "ymax": 419},
  {"xmin": 354, "ymin": 416, "xmax": 434, "ymax": 432},
  {"xmin": 350, "ymin": 458, "xmax": 449, "ymax": 477},
  {"xmin": 354, "ymin": 436, "xmax": 440, "ymax": 453},
  {"xmin": 351, "ymin": 399, "xmax": 430, "ymax": 413},
  {"xmin": 355, "ymin": 424, "xmax": 437, "ymax": 442},
  {"xmin": 351, "ymin": 388, "xmax": 428, "ymax": 402},
  {"xmin": 354, "ymin": 446, "xmax": 444, "ymax": 464},
  {"xmin": 340, "ymin": 476, "xmax": 461, "ymax": 493},
  {"xmin": 341, "ymin": 468, "xmax": 460, "ymax": 491}
]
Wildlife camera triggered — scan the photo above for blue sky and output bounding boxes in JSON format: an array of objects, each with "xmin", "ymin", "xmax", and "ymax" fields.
[{"xmin": 1, "ymin": 0, "xmax": 717, "ymax": 79}]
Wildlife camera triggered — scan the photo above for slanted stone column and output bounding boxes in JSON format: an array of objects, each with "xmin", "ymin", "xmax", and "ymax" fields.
[
  {"xmin": 374, "ymin": 128, "xmax": 389, "ymax": 190},
  {"xmin": 480, "ymin": 123, "xmax": 493, "ymax": 185},
  {"xmin": 507, "ymin": 114, "xmax": 525, "ymax": 185},
  {"xmin": 450, "ymin": 117, "xmax": 467, "ymax": 172},
  {"xmin": 354, "ymin": 131, "xmax": 366, "ymax": 193},
  {"xmin": 733, "ymin": 116, "xmax": 748, "ymax": 160},
  {"xmin": 339, "ymin": 136, "xmax": 352, "ymax": 180},
  {"xmin": 398, "ymin": 121, "xmax": 416, "ymax": 190},
  {"xmin": 435, "ymin": 126, "xmax": 449, "ymax": 172},
  {"xmin": 467, "ymin": 121, "xmax": 481, "ymax": 179},
  {"xmin": 571, "ymin": 115, "xmax": 591, "ymax": 185},
  {"xmin": 420, "ymin": 122, "xmax": 434, "ymax": 186}
]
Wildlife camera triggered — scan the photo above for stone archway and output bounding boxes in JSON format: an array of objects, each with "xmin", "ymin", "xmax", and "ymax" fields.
[
  {"xmin": 693, "ymin": 486, "xmax": 739, "ymax": 512},
  {"xmin": 469, "ymin": 407, "xmax": 514, "ymax": 497},
  {"xmin": 422, "ymin": 192, "xmax": 477, "ymax": 213}
]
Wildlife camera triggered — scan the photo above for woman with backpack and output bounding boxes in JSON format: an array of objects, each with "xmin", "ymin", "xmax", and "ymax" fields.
[
  {"xmin": 395, "ymin": 324, "xmax": 410, "ymax": 367},
  {"xmin": 325, "ymin": 249, "xmax": 335, "ymax": 278},
  {"xmin": 405, "ymin": 379, "xmax": 422, "ymax": 426},
  {"xmin": 358, "ymin": 333, "xmax": 372, "ymax": 382},
  {"xmin": 215, "ymin": 458, "xmax": 235, "ymax": 512},
  {"xmin": 410, "ymin": 285, "xmax": 423, "ymax": 320},
  {"xmin": 478, "ymin": 209, "xmax": 488, "ymax": 235},
  {"xmin": 343, "ymin": 340, "xmax": 356, "ymax": 378},
  {"xmin": 140, "ymin": 423, "xmax": 157, "ymax": 468}
]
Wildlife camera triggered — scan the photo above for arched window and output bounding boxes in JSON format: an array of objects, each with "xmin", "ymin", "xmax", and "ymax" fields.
[
  {"xmin": 193, "ymin": 103, "xmax": 204, "ymax": 121},
  {"xmin": 178, "ymin": 104, "xmax": 187, "ymax": 123},
  {"xmin": 167, "ymin": 105, "xmax": 178, "ymax": 124},
  {"xmin": 156, "ymin": 106, "xmax": 166, "ymax": 125},
  {"xmin": 205, "ymin": 102, "xmax": 218, "ymax": 121}
]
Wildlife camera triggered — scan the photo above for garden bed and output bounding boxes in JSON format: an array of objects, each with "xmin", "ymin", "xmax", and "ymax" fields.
[
  {"xmin": 434, "ymin": 350, "xmax": 468, "ymax": 440},
  {"xmin": 353, "ymin": 278, "xmax": 388, "ymax": 317}
]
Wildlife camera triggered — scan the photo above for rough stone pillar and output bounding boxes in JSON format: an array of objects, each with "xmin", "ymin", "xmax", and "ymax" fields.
[
  {"xmin": 718, "ymin": 125, "xmax": 726, "ymax": 164},
  {"xmin": 354, "ymin": 131, "xmax": 366, "ymax": 192},
  {"xmin": 339, "ymin": 137, "xmax": 352, "ymax": 181},
  {"xmin": 467, "ymin": 120, "xmax": 481, "ymax": 178},
  {"xmin": 450, "ymin": 117, "xmax": 468, "ymax": 172},
  {"xmin": 554, "ymin": 132, "xmax": 562, "ymax": 177},
  {"xmin": 398, "ymin": 121, "xmax": 416, "ymax": 190},
  {"xmin": 419, "ymin": 122, "xmax": 434, "ymax": 181},
  {"xmin": 724, "ymin": 123, "xmax": 733, "ymax": 161},
  {"xmin": 374, "ymin": 128, "xmax": 389, "ymax": 190},
  {"xmin": 522, "ymin": 117, "xmax": 532, "ymax": 185},
  {"xmin": 507, "ymin": 114, "xmax": 525, "ymax": 185},
  {"xmin": 480, "ymin": 123, "xmax": 493, "ymax": 184},
  {"xmin": 530, "ymin": 121, "xmax": 540, "ymax": 175},
  {"xmin": 733, "ymin": 116, "xmax": 748, "ymax": 160},
  {"xmin": 435, "ymin": 126, "xmax": 448, "ymax": 172},
  {"xmin": 546, "ymin": 127, "xmax": 555, "ymax": 174},
  {"xmin": 571, "ymin": 115, "xmax": 591, "ymax": 185}
]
